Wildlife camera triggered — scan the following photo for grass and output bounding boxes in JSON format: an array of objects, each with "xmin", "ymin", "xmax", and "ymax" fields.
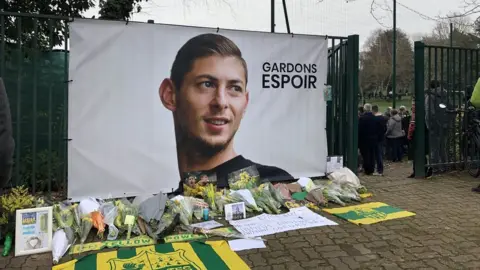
[{"xmin": 361, "ymin": 97, "xmax": 413, "ymax": 113}]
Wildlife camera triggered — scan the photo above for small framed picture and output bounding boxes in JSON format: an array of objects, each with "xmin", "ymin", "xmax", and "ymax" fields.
[
  {"xmin": 15, "ymin": 206, "xmax": 53, "ymax": 256},
  {"xmin": 224, "ymin": 202, "xmax": 246, "ymax": 221}
]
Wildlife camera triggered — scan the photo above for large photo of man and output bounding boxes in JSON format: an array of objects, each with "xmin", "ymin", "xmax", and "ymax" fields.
[{"xmin": 158, "ymin": 33, "xmax": 292, "ymax": 191}]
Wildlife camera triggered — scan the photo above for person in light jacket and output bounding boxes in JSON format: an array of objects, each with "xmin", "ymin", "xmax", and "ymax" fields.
[
  {"xmin": 385, "ymin": 109, "xmax": 404, "ymax": 162},
  {"xmin": 0, "ymin": 78, "xmax": 14, "ymax": 188}
]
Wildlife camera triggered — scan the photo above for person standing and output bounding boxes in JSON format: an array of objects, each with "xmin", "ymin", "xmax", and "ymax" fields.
[
  {"xmin": 358, "ymin": 104, "xmax": 381, "ymax": 175},
  {"xmin": 372, "ymin": 104, "xmax": 386, "ymax": 176},
  {"xmin": 385, "ymin": 109, "xmax": 404, "ymax": 162},
  {"xmin": 0, "ymin": 78, "xmax": 14, "ymax": 188},
  {"xmin": 425, "ymin": 80, "xmax": 452, "ymax": 173}
]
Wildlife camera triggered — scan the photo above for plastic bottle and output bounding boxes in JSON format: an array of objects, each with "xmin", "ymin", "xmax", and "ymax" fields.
[{"xmin": 2, "ymin": 232, "xmax": 12, "ymax": 257}]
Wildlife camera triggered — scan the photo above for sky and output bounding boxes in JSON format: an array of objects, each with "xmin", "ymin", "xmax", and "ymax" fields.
[{"xmin": 81, "ymin": 0, "xmax": 477, "ymax": 50}]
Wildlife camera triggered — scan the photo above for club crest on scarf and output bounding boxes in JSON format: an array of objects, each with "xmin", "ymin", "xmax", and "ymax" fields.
[{"xmin": 108, "ymin": 249, "xmax": 200, "ymax": 270}]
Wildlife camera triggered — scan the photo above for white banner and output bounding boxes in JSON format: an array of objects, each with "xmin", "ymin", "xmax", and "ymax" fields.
[{"xmin": 68, "ymin": 19, "xmax": 328, "ymax": 200}]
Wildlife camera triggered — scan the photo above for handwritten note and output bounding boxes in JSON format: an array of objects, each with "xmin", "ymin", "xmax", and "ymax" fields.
[
  {"xmin": 191, "ymin": 220, "xmax": 223, "ymax": 230},
  {"xmin": 229, "ymin": 207, "xmax": 337, "ymax": 238}
]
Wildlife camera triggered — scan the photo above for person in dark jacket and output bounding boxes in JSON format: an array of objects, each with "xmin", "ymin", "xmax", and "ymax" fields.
[
  {"xmin": 372, "ymin": 104, "xmax": 386, "ymax": 175},
  {"xmin": 358, "ymin": 104, "xmax": 382, "ymax": 175},
  {"xmin": 0, "ymin": 78, "xmax": 14, "ymax": 188},
  {"xmin": 425, "ymin": 80, "xmax": 454, "ymax": 173}
]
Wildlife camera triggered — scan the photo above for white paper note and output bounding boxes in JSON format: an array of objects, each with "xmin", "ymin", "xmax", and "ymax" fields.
[
  {"xmin": 229, "ymin": 207, "xmax": 337, "ymax": 238},
  {"xmin": 190, "ymin": 220, "xmax": 223, "ymax": 230},
  {"xmin": 228, "ymin": 238, "xmax": 266, "ymax": 251}
]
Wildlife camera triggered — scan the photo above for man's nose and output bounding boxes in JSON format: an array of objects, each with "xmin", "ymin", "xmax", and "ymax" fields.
[{"xmin": 212, "ymin": 85, "xmax": 228, "ymax": 109}]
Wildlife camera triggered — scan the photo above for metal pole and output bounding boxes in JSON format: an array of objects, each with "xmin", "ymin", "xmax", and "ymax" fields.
[
  {"xmin": 392, "ymin": 0, "xmax": 397, "ymax": 108},
  {"xmin": 450, "ymin": 23, "xmax": 453, "ymax": 90},
  {"xmin": 271, "ymin": 0, "xmax": 275, "ymax": 33},
  {"xmin": 282, "ymin": 0, "xmax": 290, "ymax": 34}
]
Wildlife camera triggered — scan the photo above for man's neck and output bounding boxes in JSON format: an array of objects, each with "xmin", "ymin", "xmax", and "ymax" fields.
[{"xmin": 177, "ymin": 143, "xmax": 237, "ymax": 174}]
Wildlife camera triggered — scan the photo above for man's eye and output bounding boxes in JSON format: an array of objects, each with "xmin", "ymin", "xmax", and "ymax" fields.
[
  {"xmin": 232, "ymin": 86, "xmax": 243, "ymax": 92},
  {"xmin": 201, "ymin": 81, "xmax": 215, "ymax": 88}
]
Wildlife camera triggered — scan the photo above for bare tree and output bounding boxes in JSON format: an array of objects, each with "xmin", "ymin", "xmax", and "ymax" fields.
[{"xmin": 360, "ymin": 28, "xmax": 413, "ymax": 95}]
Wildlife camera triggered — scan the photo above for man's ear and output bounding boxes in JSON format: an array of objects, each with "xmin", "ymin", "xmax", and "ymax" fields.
[
  {"xmin": 159, "ymin": 79, "xmax": 177, "ymax": 112},
  {"xmin": 243, "ymin": 90, "xmax": 250, "ymax": 117}
]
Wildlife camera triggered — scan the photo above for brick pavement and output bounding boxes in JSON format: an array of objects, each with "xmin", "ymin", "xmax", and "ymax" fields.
[{"xmin": 2, "ymin": 162, "xmax": 480, "ymax": 269}]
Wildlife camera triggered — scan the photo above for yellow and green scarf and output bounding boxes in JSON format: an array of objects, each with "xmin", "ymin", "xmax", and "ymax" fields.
[{"xmin": 54, "ymin": 240, "xmax": 250, "ymax": 270}]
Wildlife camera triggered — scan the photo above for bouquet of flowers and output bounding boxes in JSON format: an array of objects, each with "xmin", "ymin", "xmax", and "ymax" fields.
[
  {"xmin": 202, "ymin": 184, "xmax": 217, "ymax": 212},
  {"xmin": 168, "ymin": 197, "xmax": 194, "ymax": 226},
  {"xmin": 273, "ymin": 183, "xmax": 292, "ymax": 201},
  {"xmin": 252, "ymin": 184, "xmax": 281, "ymax": 214},
  {"xmin": 229, "ymin": 189, "xmax": 262, "ymax": 212},
  {"xmin": 228, "ymin": 166, "xmax": 260, "ymax": 190},
  {"xmin": 52, "ymin": 203, "xmax": 79, "ymax": 243},
  {"xmin": 114, "ymin": 199, "xmax": 139, "ymax": 239}
]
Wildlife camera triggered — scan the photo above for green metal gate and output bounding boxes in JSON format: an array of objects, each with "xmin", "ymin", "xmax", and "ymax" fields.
[
  {"xmin": 326, "ymin": 35, "xmax": 360, "ymax": 172},
  {"xmin": 413, "ymin": 41, "xmax": 480, "ymax": 177},
  {"xmin": 0, "ymin": 11, "xmax": 70, "ymax": 195}
]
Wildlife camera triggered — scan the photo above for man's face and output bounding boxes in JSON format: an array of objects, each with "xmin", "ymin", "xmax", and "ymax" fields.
[{"xmin": 173, "ymin": 55, "xmax": 248, "ymax": 151}]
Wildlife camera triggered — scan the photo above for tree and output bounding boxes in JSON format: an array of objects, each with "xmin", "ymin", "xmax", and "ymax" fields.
[
  {"xmin": 0, "ymin": 0, "xmax": 152, "ymax": 51},
  {"xmin": 360, "ymin": 28, "xmax": 413, "ymax": 96},
  {"xmin": 98, "ymin": 0, "xmax": 146, "ymax": 21},
  {"xmin": 422, "ymin": 15, "xmax": 479, "ymax": 48},
  {"xmin": 1, "ymin": 0, "xmax": 95, "ymax": 50}
]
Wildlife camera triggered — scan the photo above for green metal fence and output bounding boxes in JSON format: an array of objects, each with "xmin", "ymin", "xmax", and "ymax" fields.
[
  {"xmin": 0, "ymin": 11, "xmax": 69, "ymax": 195},
  {"xmin": 1, "ymin": 11, "xmax": 360, "ymax": 196},
  {"xmin": 326, "ymin": 35, "xmax": 360, "ymax": 172},
  {"xmin": 414, "ymin": 41, "xmax": 480, "ymax": 177}
]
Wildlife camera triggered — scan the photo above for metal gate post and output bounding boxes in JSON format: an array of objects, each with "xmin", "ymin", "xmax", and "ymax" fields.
[
  {"xmin": 346, "ymin": 35, "xmax": 359, "ymax": 172},
  {"xmin": 414, "ymin": 41, "xmax": 426, "ymax": 178}
]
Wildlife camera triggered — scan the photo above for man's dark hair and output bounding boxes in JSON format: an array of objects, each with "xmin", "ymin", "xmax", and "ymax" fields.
[
  {"xmin": 372, "ymin": 104, "xmax": 379, "ymax": 113},
  {"xmin": 358, "ymin": 106, "xmax": 364, "ymax": 113},
  {"xmin": 430, "ymin": 80, "xmax": 440, "ymax": 89},
  {"xmin": 170, "ymin": 33, "xmax": 248, "ymax": 90},
  {"xmin": 391, "ymin": 109, "xmax": 399, "ymax": 116}
]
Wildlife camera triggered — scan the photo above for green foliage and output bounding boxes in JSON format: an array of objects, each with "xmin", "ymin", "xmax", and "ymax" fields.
[
  {"xmin": 0, "ymin": 186, "xmax": 36, "ymax": 229},
  {"xmin": 1, "ymin": 0, "xmax": 95, "ymax": 50},
  {"xmin": 99, "ymin": 0, "xmax": 146, "ymax": 20},
  {"xmin": 18, "ymin": 149, "xmax": 64, "ymax": 192}
]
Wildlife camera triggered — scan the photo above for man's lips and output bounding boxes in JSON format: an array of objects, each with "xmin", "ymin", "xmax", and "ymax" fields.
[{"xmin": 204, "ymin": 117, "xmax": 230, "ymax": 126}]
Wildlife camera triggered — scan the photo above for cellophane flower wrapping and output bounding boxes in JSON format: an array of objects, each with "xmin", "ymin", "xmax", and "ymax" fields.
[
  {"xmin": 307, "ymin": 187, "xmax": 329, "ymax": 207},
  {"xmin": 147, "ymin": 204, "xmax": 180, "ymax": 240},
  {"xmin": 169, "ymin": 196, "xmax": 194, "ymax": 225},
  {"xmin": 273, "ymin": 183, "xmax": 292, "ymax": 201},
  {"xmin": 91, "ymin": 211, "xmax": 105, "ymax": 239},
  {"xmin": 228, "ymin": 166, "xmax": 260, "ymax": 190},
  {"xmin": 229, "ymin": 189, "xmax": 262, "ymax": 212},
  {"xmin": 252, "ymin": 186, "xmax": 281, "ymax": 214},
  {"xmin": 52, "ymin": 229, "xmax": 70, "ymax": 264},
  {"xmin": 79, "ymin": 215, "xmax": 93, "ymax": 244},
  {"xmin": 52, "ymin": 203, "xmax": 79, "ymax": 241},
  {"xmin": 214, "ymin": 190, "xmax": 228, "ymax": 214},
  {"xmin": 77, "ymin": 198, "xmax": 100, "ymax": 244},
  {"xmin": 315, "ymin": 182, "xmax": 345, "ymax": 206},
  {"xmin": 100, "ymin": 202, "xmax": 119, "ymax": 240},
  {"xmin": 113, "ymin": 198, "xmax": 140, "ymax": 239},
  {"xmin": 260, "ymin": 183, "xmax": 283, "ymax": 208},
  {"xmin": 190, "ymin": 198, "xmax": 209, "ymax": 220}
]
